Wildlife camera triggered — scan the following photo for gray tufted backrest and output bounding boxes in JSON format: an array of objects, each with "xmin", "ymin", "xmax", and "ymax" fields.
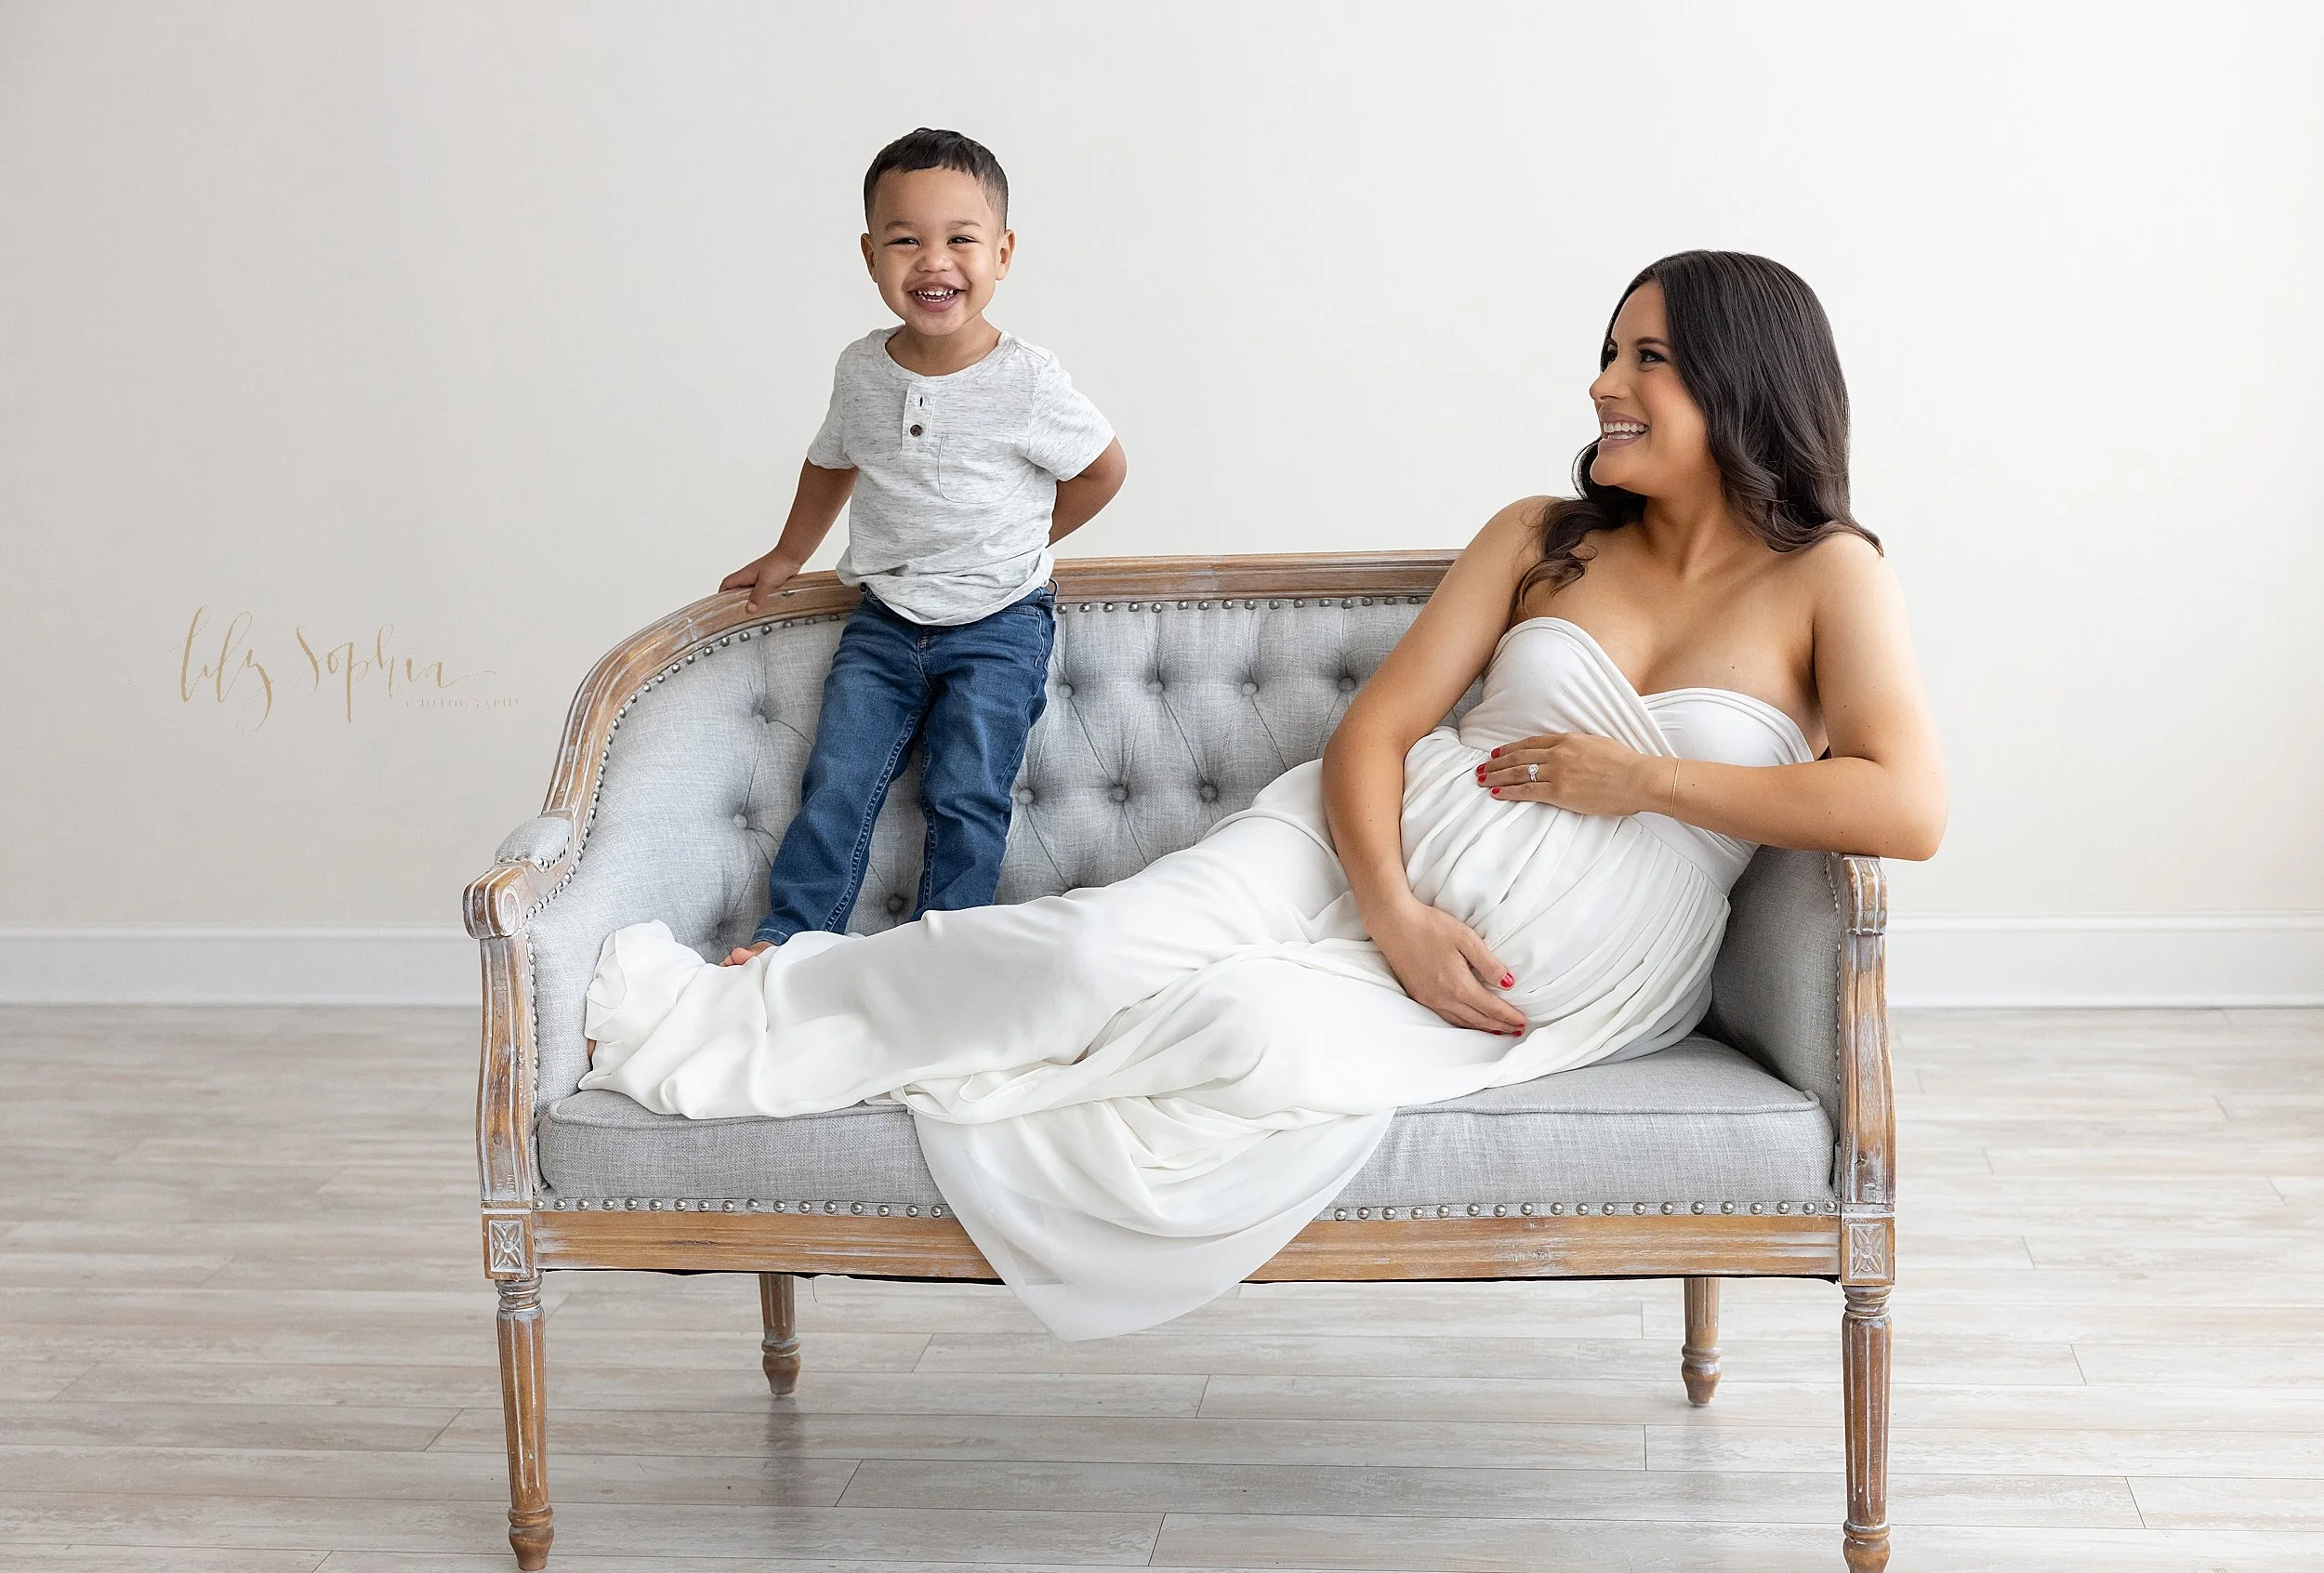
[{"xmin": 521, "ymin": 588, "xmax": 1843, "ymax": 1123}]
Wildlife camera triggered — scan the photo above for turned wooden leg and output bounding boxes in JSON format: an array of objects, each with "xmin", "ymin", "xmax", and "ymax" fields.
[
  {"xmin": 495, "ymin": 1276, "xmax": 553, "ymax": 1569},
  {"xmin": 759, "ymin": 1272, "xmax": 802, "ymax": 1396},
  {"xmin": 1842, "ymin": 1283, "xmax": 1892, "ymax": 1572},
  {"xmin": 1681, "ymin": 1276, "xmax": 1722, "ymax": 1406}
]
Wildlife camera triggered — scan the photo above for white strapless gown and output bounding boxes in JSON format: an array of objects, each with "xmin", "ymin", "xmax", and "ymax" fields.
[{"xmin": 578, "ymin": 618, "xmax": 1815, "ymax": 1338}]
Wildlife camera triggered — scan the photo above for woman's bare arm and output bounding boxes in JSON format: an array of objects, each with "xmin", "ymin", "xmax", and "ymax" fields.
[
  {"xmin": 1322, "ymin": 501, "xmax": 1541, "ymax": 1032},
  {"xmin": 1677, "ymin": 539, "xmax": 1945, "ymax": 857}
]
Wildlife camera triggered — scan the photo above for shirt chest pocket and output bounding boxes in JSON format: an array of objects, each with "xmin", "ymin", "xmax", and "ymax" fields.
[{"xmin": 935, "ymin": 435, "xmax": 1033, "ymax": 506}]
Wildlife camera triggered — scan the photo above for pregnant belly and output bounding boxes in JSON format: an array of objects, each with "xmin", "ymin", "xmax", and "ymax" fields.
[{"xmin": 1396, "ymin": 729, "xmax": 1727, "ymax": 1021}]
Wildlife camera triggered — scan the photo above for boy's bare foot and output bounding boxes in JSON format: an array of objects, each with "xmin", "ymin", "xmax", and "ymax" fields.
[{"xmin": 720, "ymin": 941, "xmax": 773, "ymax": 968}]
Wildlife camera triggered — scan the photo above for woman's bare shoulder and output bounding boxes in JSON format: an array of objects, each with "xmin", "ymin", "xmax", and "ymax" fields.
[
  {"xmin": 1469, "ymin": 495, "xmax": 1555, "ymax": 559},
  {"xmin": 1779, "ymin": 528, "xmax": 1915, "ymax": 662},
  {"xmin": 1781, "ymin": 527, "xmax": 1894, "ymax": 600},
  {"xmin": 1438, "ymin": 496, "xmax": 1557, "ymax": 605}
]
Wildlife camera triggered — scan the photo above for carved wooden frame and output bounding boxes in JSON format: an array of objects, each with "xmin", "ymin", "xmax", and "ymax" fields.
[{"xmin": 466, "ymin": 552, "xmax": 1895, "ymax": 1571}]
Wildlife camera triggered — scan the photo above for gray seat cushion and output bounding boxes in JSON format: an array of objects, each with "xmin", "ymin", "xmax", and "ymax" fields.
[{"xmin": 536, "ymin": 1035, "xmax": 1836, "ymax": 1219}]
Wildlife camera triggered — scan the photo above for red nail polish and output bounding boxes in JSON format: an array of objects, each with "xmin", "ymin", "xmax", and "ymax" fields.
[
  {"xmin": 1490, "ymin": 747, "xmax": 1502, "ymax": 757},
  {"xmin": 1490, "ymin": 787, "xmax": 1501, "ymax": 796},
  {"xmin": 1501, "ymin": 973, "xmax": 1514, "ymax": 988}
]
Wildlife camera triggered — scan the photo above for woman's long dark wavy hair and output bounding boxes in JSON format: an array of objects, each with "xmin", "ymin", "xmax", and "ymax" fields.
[{"xmin": 1516, "ymin": 251, "xmax": 1880, "ymax": 606}]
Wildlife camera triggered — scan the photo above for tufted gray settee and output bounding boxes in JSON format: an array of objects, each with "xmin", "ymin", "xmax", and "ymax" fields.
[{"xmin": 466, "ymin": 553, "xmax": 1898, "ymax": 1572}]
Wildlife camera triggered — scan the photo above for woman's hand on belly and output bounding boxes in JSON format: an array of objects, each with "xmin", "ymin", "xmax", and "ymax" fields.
[
  {"xmin": 1478, "ymin": 733, "xmax": 1660, "ymax": 818},
  {"xmin": 1366, "ymin": 896, "xmax": 1529, "ymax": 1036}
]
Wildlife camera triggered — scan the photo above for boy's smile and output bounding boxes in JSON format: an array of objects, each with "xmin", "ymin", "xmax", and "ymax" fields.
[{"xmin": 862, "ymin": 165, "xmax": 1013, "ymax": 376}]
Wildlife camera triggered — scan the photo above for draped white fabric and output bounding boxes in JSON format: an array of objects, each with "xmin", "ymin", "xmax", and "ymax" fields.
[{"xmin": 578, "ymin": 618, "xmax": 1815, "ymax": 1338}]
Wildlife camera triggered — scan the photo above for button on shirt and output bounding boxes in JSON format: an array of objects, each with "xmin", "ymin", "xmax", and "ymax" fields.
[{"xmin": 808, "ymin": 328, "xmax": 1115, "ymax": 626}]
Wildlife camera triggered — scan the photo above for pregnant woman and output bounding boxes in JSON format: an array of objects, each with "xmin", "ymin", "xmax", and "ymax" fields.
[{"xmin": 580, "ymin": 250, "xmax": 1948, "ymax": 1339}]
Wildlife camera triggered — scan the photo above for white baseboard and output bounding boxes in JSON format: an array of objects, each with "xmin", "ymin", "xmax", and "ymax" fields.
[
  {"xmin": 1, "ymin": 916, "xmax": 2319, "ymax": 1010},
  {"xmin": 0, "ymin": 926, "xmax": 478, "ymax": 1006},
  {"xmin": 1887, "ymin": 913, "xmax": 2324, "ymax": 1008}
]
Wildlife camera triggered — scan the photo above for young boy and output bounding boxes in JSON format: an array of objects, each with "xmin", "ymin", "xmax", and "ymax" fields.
[{"xmin": 717, "ymin": 127, "xmax": 1127, "ymax": 966}]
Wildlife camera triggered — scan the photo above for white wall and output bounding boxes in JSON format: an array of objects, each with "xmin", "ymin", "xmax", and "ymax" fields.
[{"xmin": 4, "ymin": 1, "xmax": 2319, "ymax": 1002}]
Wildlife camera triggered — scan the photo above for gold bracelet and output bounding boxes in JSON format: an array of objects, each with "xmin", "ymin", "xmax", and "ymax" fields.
[{"xmin": 1667, "ymin": 758, "xmax": 1680, "ymax": 813}]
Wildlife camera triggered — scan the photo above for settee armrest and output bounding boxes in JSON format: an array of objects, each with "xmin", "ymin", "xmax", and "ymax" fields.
[
  {"xmin": 464, "ymin": 815, "xmax": 578, "ymax": 942},
  {"xmin": 1703, "ymin": 847, "xmax": 1894, "ymax": 1271},
  {"xmin": 1831, "ymin": 854, "xmax": 1895, "ymax": 1282},
  {"xmin": 495, "ymin": 813, "xmax": 573, "ymax": 869},
  {"xmin": 465, "ymin": 815, "xmax": 583, "ymax": 1243}
]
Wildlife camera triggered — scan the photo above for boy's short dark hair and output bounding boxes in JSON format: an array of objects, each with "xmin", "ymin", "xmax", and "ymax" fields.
[{"xmin": 863, "ymin": 128, "xmax": 1010, "ymax": 227}]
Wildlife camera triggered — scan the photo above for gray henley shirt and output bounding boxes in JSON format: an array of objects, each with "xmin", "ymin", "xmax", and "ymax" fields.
[{"xmin": 807, "ymin": 327, "xmax": 1115, "ymax": 626}]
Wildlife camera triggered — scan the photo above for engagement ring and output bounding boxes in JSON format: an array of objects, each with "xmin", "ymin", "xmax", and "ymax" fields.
[{"xmin": 1526, "ymin": 762, "xmax": 1539, "ymax": 782}]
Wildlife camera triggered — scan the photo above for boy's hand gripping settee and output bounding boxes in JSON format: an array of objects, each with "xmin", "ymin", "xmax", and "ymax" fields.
[{"xmin": 465, "ymin": 552, "xmax": 1897, "ymax": 1571}]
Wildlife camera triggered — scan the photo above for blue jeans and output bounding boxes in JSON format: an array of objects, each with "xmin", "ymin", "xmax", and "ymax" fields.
[{"xmin": 754, "ymin": 584, "xmax": 1055, "ymax": 946}]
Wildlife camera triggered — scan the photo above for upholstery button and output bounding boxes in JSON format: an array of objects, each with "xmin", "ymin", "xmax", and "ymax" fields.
[
  {"xmin": 1108, "ymin": 785, "xmax": 1128, "ymax": 803},
  {"xmin": 1057, "ymin": 681, "xmax": 1074, "ymax": 699},
  {"xmin": 1337, "ymin": 675, "xmax": 1357, "ymax": 693},
  {"xmin": 1012, "ymin": 786, "xmax": 1034, "ymax": 806},
  {"xmin": 731, "ymin": 813, "xmax": 747, "ymax": 828},
  {"xmin": 884, "ymin": 893, "xmax": 906, "ymax": 916},
  {"xmin": 1145, "ymin": 679, "xmax": 1163, "ymax": 694},
  {"xmin": 908, "ymin": 423, "xmax": 924, "ymax": 436},
  {"xmin": 1239, "ymin": 681, "xmax": 1257, "ymax": 695},
  {"xmin": 1198, "ymin": 783, "xmax": 1218, "ymax": 802}
]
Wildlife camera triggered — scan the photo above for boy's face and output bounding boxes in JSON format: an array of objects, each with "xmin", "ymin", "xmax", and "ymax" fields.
[{"xmin": 861, "ymin": 167, "xmax": 1013, "ymax": 339}]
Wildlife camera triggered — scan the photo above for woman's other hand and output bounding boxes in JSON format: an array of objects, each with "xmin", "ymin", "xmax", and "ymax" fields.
[
  {"xmin": 1368, "ymin": 898, "xmax": 1528, "ymax": 1035},
  {"xmin": 1477, "ymin": 734, "xmax": 1662, "ymax": 817}
]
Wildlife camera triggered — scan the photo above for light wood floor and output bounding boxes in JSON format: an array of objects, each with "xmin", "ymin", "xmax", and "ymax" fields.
[{"xmin": 1, "ymin": 1006, "xmax": 2319, "ymax": 1571}]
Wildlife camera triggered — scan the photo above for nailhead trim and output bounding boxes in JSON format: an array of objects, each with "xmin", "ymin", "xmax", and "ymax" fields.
[
  {"xmin": 539, "ymin": 1192, "xmax": 1829, "ymax": 1223},
  {"xmin": 544, "ymin": 1196, "xmax": 951, "ymax": 1216},
  {"xmin": 1307, "ymin": 1197, "xmax": 1830, "ymax": 1222}
]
